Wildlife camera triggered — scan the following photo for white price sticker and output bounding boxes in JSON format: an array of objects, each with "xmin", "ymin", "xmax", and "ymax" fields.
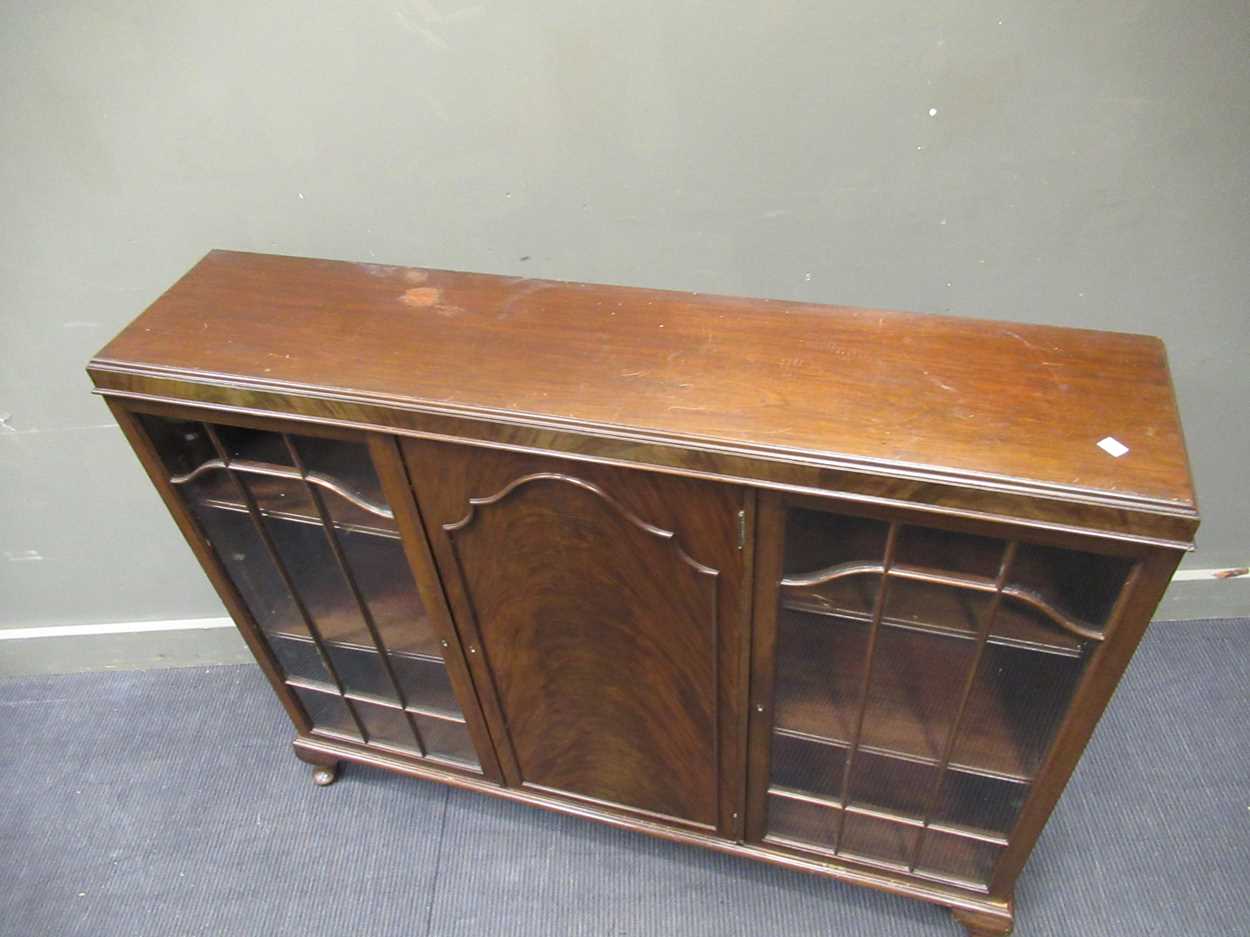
[{"xmin": 1097, "ymin": 436, "xmax": 1129, "ymax": 458}]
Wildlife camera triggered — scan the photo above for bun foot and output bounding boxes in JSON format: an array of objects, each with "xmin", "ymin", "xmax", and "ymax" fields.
[
  {"xmin": 312, "ymin": 763, "xmax": 338, "ymax": 786},
  {"xmin": 952, "ymin": 906, "xmax": 1013, "ymax": 937},
  {"xmin": 293, "ymin": 741, "xmax": 340, "ymax": 785}
]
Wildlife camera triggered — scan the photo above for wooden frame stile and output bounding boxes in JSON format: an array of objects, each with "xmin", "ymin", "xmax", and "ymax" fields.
[
  {"xmin": 398, "ymin": 442, "xmax": 526, "ymax": 790},
  {"xmin": 707, "ymin": 482, "xmax": 758, "ymax": 840},
  {"xmin": 730, "ymin": 486, "xmax": 760, "ymax": 843},
  {"xmin": 745, "ymin": 489, "xmax": 786, "ymax": 846},
  {"xmin": 362, "ymin": 433, "xmax": 505, "ymax": 784}
]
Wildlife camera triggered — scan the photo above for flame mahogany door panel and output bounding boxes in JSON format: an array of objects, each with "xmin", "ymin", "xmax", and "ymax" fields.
[{"xmin": 403, "ymin": 439, "xmax": 753, "ymax": 836}]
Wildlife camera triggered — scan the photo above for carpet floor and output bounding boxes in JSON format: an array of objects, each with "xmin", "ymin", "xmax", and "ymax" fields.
[{"xmin": 1, "ymin": 619, "xmax": 1246, "ymax": 937}]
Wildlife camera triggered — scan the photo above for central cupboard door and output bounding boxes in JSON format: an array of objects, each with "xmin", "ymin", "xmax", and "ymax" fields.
[{"xmin": 403, "ymin": 440, "xmax": 752, "ymax": 836}]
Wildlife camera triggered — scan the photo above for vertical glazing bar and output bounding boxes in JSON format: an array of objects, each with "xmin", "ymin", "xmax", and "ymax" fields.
[
  {"xmin": 203, "ymin": 424, "xmax": 369, "ymax": 742},
  {"xmin": 906, "ymin": 540, "xmax": 1019, "ymax": 871},
  {"xmin": 829, "ymin": 521, "xmax": 899, "ymax": 854},
  {"xmin": 283, "ymin": 435, "xmax": 429, "ymax": 757}
]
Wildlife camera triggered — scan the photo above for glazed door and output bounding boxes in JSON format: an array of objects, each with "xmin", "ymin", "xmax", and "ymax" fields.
[
  {"xmin": 745, "ymin": 493, "xmax": 1137, "ymax": 892},
  {"xmin": 124, "ymin": 407, "xmax": 500, "ymax": 779},
  {"xmin": 404, "ymin": 440, "xmax": 752, "ymax": 837}
]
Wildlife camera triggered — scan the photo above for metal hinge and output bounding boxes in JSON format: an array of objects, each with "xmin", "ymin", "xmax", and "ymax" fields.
[{"xmin": 737, "ymin": 509, "xmax": 746, "ymax": 550}]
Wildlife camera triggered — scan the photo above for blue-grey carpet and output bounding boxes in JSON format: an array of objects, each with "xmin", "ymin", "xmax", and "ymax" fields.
[{"xmin": 1, "ymin": 620, "xmax": 1246, "ymax": 937}]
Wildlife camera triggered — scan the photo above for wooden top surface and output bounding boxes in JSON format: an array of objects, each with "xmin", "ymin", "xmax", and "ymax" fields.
[{"xmin": 92, "ymin": 250, "xmax": 1196, "ymax": 512}]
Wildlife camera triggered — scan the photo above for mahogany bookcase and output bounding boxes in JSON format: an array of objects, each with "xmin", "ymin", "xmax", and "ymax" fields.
[{"xmin": 89, "ymin": 251, "xmax": 1198, "ymax": 936}]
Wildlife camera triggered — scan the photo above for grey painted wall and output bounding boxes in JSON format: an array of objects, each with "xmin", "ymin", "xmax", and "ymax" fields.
[{"xmin": 3, "ymin": 1, "xmax": 1247, "ymax": 629}]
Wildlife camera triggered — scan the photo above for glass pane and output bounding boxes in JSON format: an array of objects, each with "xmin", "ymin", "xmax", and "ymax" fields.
[
  {"xmin": 215, "ymin": 423, "xmax": 293, "ymax": 466},
  {"xmin": 784, "ymin": 510, "xmax": 890, "ymax": 576},
  {"xmin": 263, "ymin": 514, "xmax": 364, "ymax": 645},
  {"xmin": 327, "ymin": 644, "xmax": 394, "ymax": 701},
  {"xmin": 782, "ymin": 511, "xmax": 888, "ymax": 619},
  {"xmin": 882, "ymin": 578, "xmax": 993, "ymax": 637},
  {"xmin": 785, "ymin": 576, "xmax": 880, "ymax": 621},
  {"xmin": 894, "ymin": 525, "xmax": 1004, "ymax": 579},
  {"xmin": 338, "ymin": 529, "xmax": 442, "ymax": 658},
  {"xmin": 183, "ymin": 471, "xmax": 236, "ymax": 508},
  {"xmin": 859, "ymin": 625, "xmax": 976, "ymax": 762},
  {"xmin": 137, "ymin": 414, "xmax": 216, "ymax": 477},
  {"xmin": 772, "ymin": 608, "xmax": 867, "ymax": 743},
  {"xmin": 846, "ymin": 749, "xmax": 933, "ymax": 818},
  {"xmin": 189, "ymin": 504, "xmax": 306, "ymax": 637},
  {"xmin": 269, "ymin": 634, "xmax": 330, "ymax": 684},
  {"xmin": 767, "ymin": 794, "xmax": 840, "ymax": 852},
  {"xmin": 1010, "ymin": 541, "xmax": 1132, "ymax": 628},
  {"xmin": 933, "ymin": 770, "xmax": 1029, "ymax": 837},
  {"xmin": 953, "ymin": 643, "xmax": 1086, "ymax": 778},
  {"xmin": 354, "ymin": 699, "xmax": 420, "ymax": 754},
  {"xmin": 294, "ymin": 687, "xmax": 360, "ymax": 740},
  {"xmin": 292, "ymin": 435, "xmax": 395, "ymax": 533},
  {"xmin": 392, "ymin": 655, "xmax": 459, "ymax": 715},
  {"xmin": 770, "ymin": 732, "xmax": 845, "ymax": 799},
  {"xmin": 237, "ymin": 471, "xmax": 315, "ymax": 520},
  {"xmin": 768, "ymin": 796, "xmax": 919, "ymax": 868},
  {"xmin": 414, "ymin": 715, "xmax": 478, "ymax": 767},
  {"xmin": 990, "ymin": 600, "xmax": 1084, "ymax": 654},
  {"xmin": 915, "ymin": 829, "xmax": 1002, "ymax": 887},
  {"xmin": 839, "ymin": 811, "xmax": 917, "ymax": 867},
  {"xmin": 140, "ymin": 414, "xmax": 237, "ymax": 508}
]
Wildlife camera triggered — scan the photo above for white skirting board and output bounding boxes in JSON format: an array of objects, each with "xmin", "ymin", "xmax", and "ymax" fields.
[
  {"xmin": 0, "ymin": 618, "xmax": 250, "ymax": 677},
  {"xmin": 0, "ymin": 617, "xmax": 235, "ymax": 641},
  {"xmin": 1168, "ymin": 568, "xmax": 1249, "ymax": 581}
]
